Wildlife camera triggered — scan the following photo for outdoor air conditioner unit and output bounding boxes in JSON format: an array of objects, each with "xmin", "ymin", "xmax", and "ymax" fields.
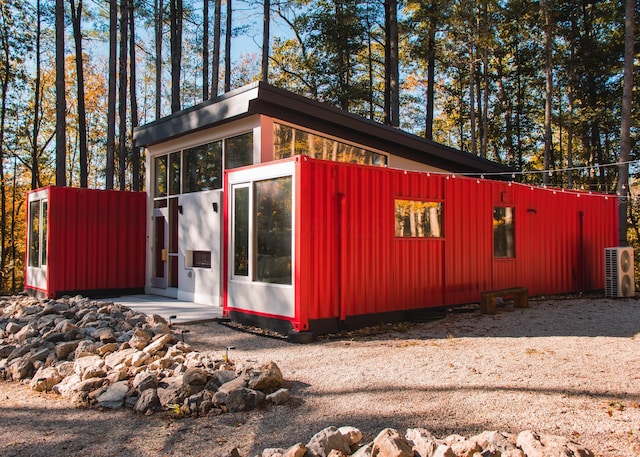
[{"xmin": 604, "ymin": 247, "xmax": 635, "ymax": 298}]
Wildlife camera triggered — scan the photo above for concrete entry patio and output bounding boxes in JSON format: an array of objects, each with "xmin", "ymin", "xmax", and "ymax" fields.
[{"xmin": 97, "ymin": 294, "xmax": 222, "ymax": 324}]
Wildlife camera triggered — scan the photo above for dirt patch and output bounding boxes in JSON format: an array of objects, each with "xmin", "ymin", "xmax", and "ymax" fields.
[{"xmin": 1, "ymin": 296, "xmax": 640, "ymax": 456}]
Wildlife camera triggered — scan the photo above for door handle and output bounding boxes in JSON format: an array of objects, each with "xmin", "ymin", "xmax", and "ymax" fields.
[{"xmin": 161, "ymin": 249, "xmax": 167, "ymax": 261}]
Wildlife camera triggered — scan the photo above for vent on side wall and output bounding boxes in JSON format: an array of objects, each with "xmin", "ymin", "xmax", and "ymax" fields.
[{"xmin": 605, "ymin": 247, "xmax": 635, "ymax": 298}]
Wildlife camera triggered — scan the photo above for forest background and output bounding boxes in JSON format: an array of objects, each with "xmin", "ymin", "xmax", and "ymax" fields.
[{"xmin": 0, "ymin": 0, "xmax": 637, "ymax": 294}]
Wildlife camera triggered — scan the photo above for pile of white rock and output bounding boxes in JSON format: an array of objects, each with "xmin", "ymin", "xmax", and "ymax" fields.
[
  {"xmin": 0, "ymin": 295, "xmax": 289, "ymax": 415},
  {"xmin": 258, "ymin": 426, "xmax": 594, "ymax": 457}
]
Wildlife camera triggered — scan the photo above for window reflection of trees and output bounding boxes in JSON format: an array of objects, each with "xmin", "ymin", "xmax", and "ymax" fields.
[
  {"xmin": 255, "ymin": 176, "xmax": 292, "ymax": 284},
  {"xmin": 273, "ymin": 123, "xmax": 387, "ymax": 167},
  {"xmin": 493, "ymin": 207, "xmax": 515, "ymax": 258},
  {"xmin": 395, "ymin": 200, "xmax": 443, "ymax": 238}
]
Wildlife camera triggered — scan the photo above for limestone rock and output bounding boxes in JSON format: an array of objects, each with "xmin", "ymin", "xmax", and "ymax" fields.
[
  {"xmin": 218, "ymin": 373, "xmax": 248, "ymax": 394},
  {"xmin": 371, "ymin": 428, "xmax": 414, "ymax": 457},
  {"xmin": 143, "ymin": 333, "xmax": 174, "ymax": 355},
  {"xmin": 266, "ymin": 388, "xmax": 291, "ymax": 405},
  {"xmin": 338, "ymin": 426, "xmax": 363, "ymax": 448},
  {"xmin": 225, "ymin": 387, "xmax": 265, "ymax": 413},
  {"xmin": 406, "ymin": 428, "xmax": 438, "ymax": 457},
  {"xmin": 431, "ymin": 445, "xmax": 455, "ymax": 457},
  {"xmin": 74, "ymin": 355, "xmax": 106, "ymax": 380},
  {"xmin": 516, "ymin": 431, "xmax": 594, "ymax": 457},
  {"xmin": 129, "ymin": 329, "xmax": 152, "ymax": 350},
  {"xmin": 0, "ymin": 344, "xmax": 16, "ymax": 358},
  {"xmin": 30, "ymin": 366, "xmax": 63, "ymax": 392},
  {"xmin": 55, "ymin": 340, "xmax": 80, "ymax": 360},
  {"xmin": 9, "ymin": 358, "xmax": 34, "ymax": 380},
  {"xmin": 96, "ymin": 380, "xmax": 130, "ymax": 409},
  {"xmin": 282, "ymin": 443, "xmax": 307, "ymax": 457},
  {"xmin": 131, "ymin": 351, "xmax": 150, "ymax": 367},
  {"xmin": 306, "ymin": 426, "xmax": 352, "ymax": 457},
  {"xmin": 5, "ymin": 322, "xmax": 22, "ymax": 334},
  {"xmin": 450, "ymin": 439, "xmax": 481, "ymax": 457},
  {"xmin": 134, "ymin": 388, "xmax": 160, "ymax": 413},
  {"xmin": 247, "ymin": 361, "xmax": 284, "ymax": 392},
  {"xmin": 133, "ymin": 371, "xmax": 158, "ymax": 392},
  {"xmin": 97, "ymin": 342, "xmax": 119, "ymax": 356},
  {"xmin": 469, "ymin": 431, "xmax": 522, "ymax": 457},
  {"xmin": 183, "ymin": 367, "xmax": 208, "ymax": 387},
  {"xmin": 98, "ymin": 328, "xmax": 116, "ymax": 343},
  {"xmin": 157, "ymin": 376, "xmax": 191, "ymax": 406},
  {"xmin": 74, "ymin": 340, "xmax": 97, "ymax": 358}
]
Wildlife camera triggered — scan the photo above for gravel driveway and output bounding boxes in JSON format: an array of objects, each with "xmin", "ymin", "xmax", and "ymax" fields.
[{"xmin": 1, "ymin": 295, "xmax": 639, "ymax": 457}]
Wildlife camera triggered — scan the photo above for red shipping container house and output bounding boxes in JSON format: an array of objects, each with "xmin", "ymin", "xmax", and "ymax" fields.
[
  {"xmin": 130, "ymin": 82, "xmax": 618, "ymax": 338},
  {"xmin": 223, "ymin": 156, "xmax": 617, "ymax": 336},
  {"xmin": 25, "ymin": 186, "xmax": 146, "ymax": 299}
]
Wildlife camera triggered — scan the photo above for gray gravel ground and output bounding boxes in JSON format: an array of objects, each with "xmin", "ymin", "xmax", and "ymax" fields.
[{"xmin": 1, "ymin": 295, "xmax": 640, "ymax": 457}]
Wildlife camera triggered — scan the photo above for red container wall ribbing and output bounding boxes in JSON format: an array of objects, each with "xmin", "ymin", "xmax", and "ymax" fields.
[
  {"xmin": 296, "ymin": 158, "xmax": 618, "ymax": 325},
  {"xmin": 44, "ymin": 187, "xmax": 146, "ymax": 298},
  {"xmin": 444, "ymin": 177, "xmax": 493, "ymax": 304}
]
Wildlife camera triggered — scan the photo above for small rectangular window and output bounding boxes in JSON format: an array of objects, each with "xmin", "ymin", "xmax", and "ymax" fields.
[
  {"xmin": 395, "ymin": 200, "xmax": 443, "ymax": 238},
  {"xmin": 493, "ymin": 207, "xmax": 515, "ymax": 258},
  {"xmin": 192, "ymin": 251, "xmax": 212, "ymax": 268}
]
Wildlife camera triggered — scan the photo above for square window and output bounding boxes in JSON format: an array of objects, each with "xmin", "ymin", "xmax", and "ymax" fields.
[{"xmin": 395, "ymin": 200, "xmax": 443, "ymax": 238}]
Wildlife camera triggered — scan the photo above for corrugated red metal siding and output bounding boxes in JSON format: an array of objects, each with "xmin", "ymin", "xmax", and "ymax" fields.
[
  {"xmin": 43, "ymin": 187, "xmax": 146, "ymax": 298},
  {"xmin": 296, "ymin": 158, "xmax": 618, "ymax": 325}
]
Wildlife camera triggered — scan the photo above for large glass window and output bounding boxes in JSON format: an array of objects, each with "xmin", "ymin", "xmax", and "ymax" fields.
[
  {"xmin": 225, "ymin": 132, "xmax": 253, "ymax": 170},
  {"xmin": 233, "ymin": 186, "xmax": 249, "ymax": 277},
  {"xmin": 395, "ymin": 200, "xmax": 443, "ymax": 238},
  {"xmin": 273, "ymin": 123, "xmax": 387, "ymax": 167},
  {"xmin": 183, "ymin": 141, "xmax": 223, "ymax": 193},
  {"xmin": 153, "ymin": 132, "xmax": 254, "ymax": 200},
  {"xmin": 28, "ymin": 199, "xmax": 47, "ymax": 268},
  {"xmin": 493, "ymin": 207, "xmax": 515, "ymax": 258},
  {"xmin": 255, "ymin": 176, "xmax": 292, "ymax": 284}
]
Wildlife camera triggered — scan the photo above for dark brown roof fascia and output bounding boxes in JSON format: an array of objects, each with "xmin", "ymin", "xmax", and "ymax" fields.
[{"xmin": 133, "ymin": 83, "xmax": 260, "ymax": 147}]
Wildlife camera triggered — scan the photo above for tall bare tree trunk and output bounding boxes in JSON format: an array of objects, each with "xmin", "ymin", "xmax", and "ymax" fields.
[
  {"xmin": 468, "ymin": 42, "xmax": 477, "ymax": 156},
  {"xmin": 55, "ymin": 0, "xmax": 66, "ymax": 186},
  {"xmin": 224, "ymin": 0, "xmax": 232, "ymax": 92},
  {"xmin": 71, "ymin": 0, "xmax": 88, "ymax": 188},
  {"xmin": 542, "ymin": 0, "xmax": 553, "ymax": 186},
  {"xmin": 130, "ymin": 1, "xmax": 140, "ymax": 191},
  {"xmin": 262, "ymin": 0, "xmax": 270, "ymax": 82},
  {"xmin": 170, "ymin": 0, "xmax": 182, "ymax": 113},
  {"xmin": 0, "ymin": 3, "xmax": 10, "ymax": 289},
  {"xmin": 425, "ymin": 24, "xmax": 436, "ymax": 140},
  {"xmin": 31, "ymin": 0, "xmax": 41, "ymax": 190},
  {"xmin": 106, "ymin": 0, "xmax": 117, "ymax": 189},
  {"xmin": 211, "ymin": 0, "xmax": 221, "ymax": 97},
  {"xmin": 203, "ymin": 0, "xmax": 209, "ymax": 99},
  {"xmin": 155, "ymin": 0, "xmax": 163, "ymax": 120},
  {"xmin": 480, "ymin": 0, "xmax": 489, "ymax": 159},
  {"xmin": 388, "ymin": 0, "xmax": 399, "ymax": 127},
  {"xmin": 383, "ymin": 0, "xmax": 399, "ymax": 126},
  {"xmin": 118, "ymin": 0, "xmax": 129, "ymax": 190},
  {"xmin": 618, "ymin": 0, "xmax": 634, "ymax": 245}
]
